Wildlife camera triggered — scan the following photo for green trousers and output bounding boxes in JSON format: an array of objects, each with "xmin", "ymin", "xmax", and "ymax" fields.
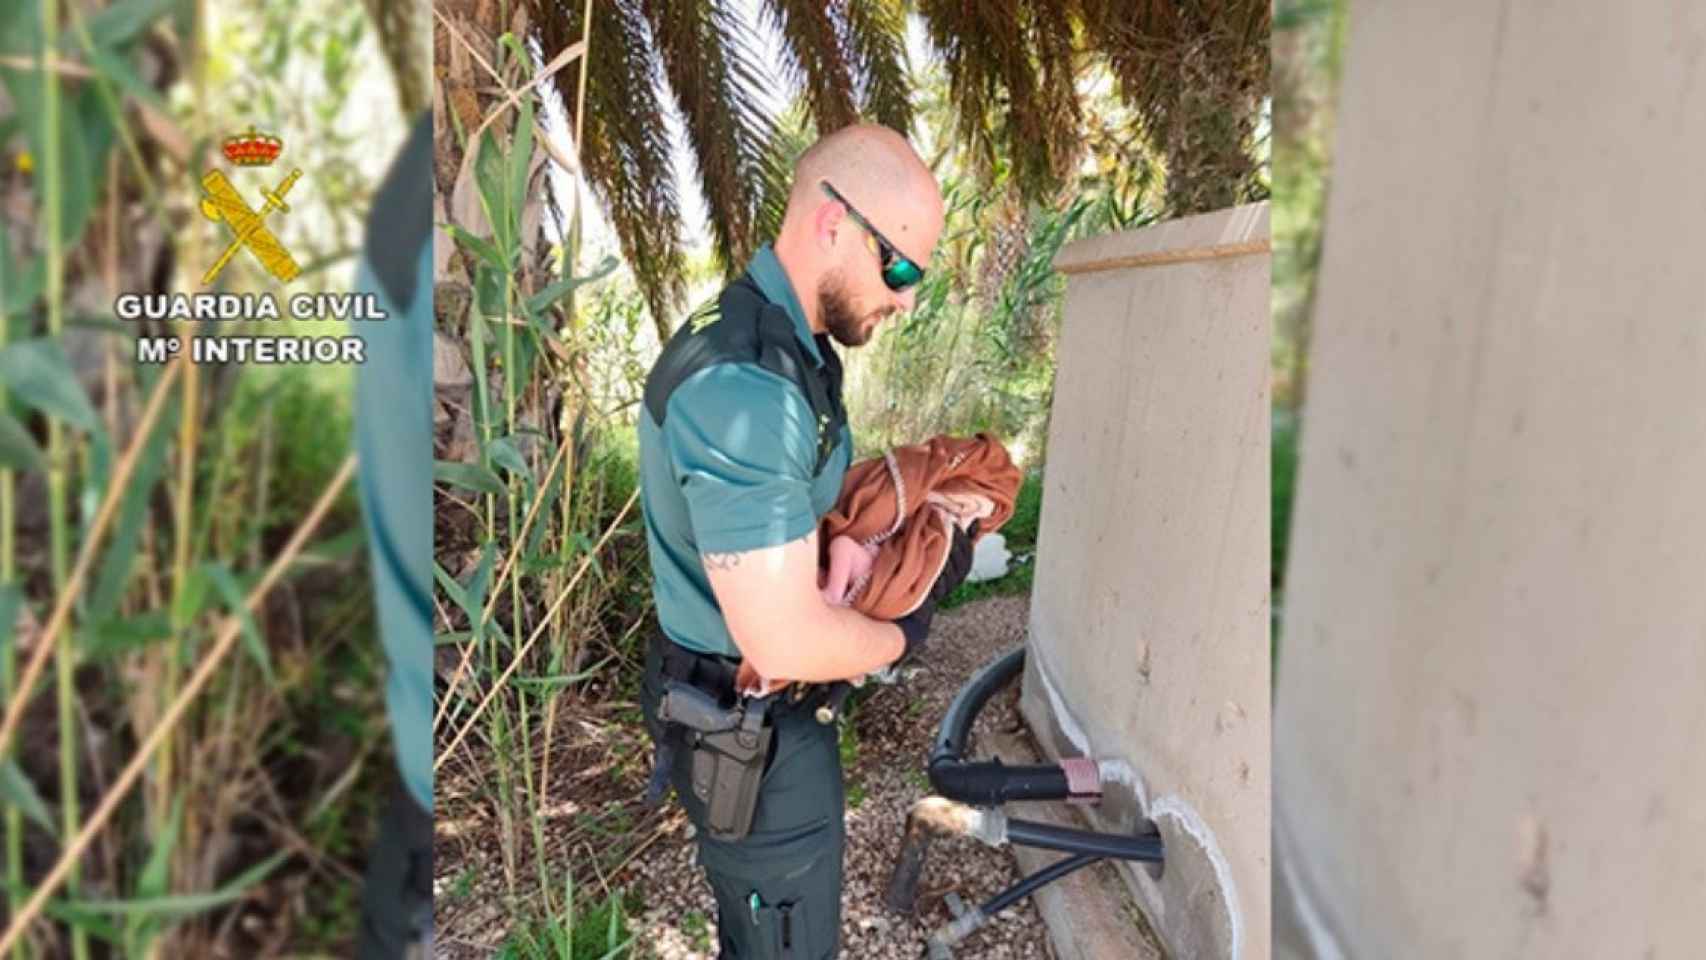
[{"xmin": 641, "ymin": 639, "xmax": 846, "ymax": 959}]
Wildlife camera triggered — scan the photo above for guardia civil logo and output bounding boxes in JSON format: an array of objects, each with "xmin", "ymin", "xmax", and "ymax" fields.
[
  {"xmin": 199, "ymin": 127, "xmax": 303, "ymax": 285},
  {"xmin": 111, "ymin": 124, "xmax": 388, "ymax": 367}
]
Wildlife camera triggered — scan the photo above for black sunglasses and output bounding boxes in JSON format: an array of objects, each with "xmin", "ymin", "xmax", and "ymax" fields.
[{"xmin": 819, "ymin": 181, "xmax": 926, "ymax": 292}]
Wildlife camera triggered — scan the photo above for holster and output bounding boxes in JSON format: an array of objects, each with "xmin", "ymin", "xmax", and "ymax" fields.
[
  {"xmin": 646, "ymin": 631, "xmax": 774, "ymax": 841},
  {"xmin": 688, "ymin": 697, "xmax": 772, "ymax": 842}
]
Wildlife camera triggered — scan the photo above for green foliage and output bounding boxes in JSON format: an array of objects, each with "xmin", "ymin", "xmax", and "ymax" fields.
[
  {"xmin": 1272, "ymin": 410, "xmax": 1300, "ymax": 591},
  {"xmin": 498, "ymin": 884, "xmax": 639, "ymax": 960},
  {"xmin": 681, "ymin": 909, "xmax": 711, "ymax": 952},
  {"xmin": 844, "ymin": 181, "xmax": 1108, "ymax": 464},
  {"xmin": 0, "ymin": 759, "xmax": 55, "ymax": 839},
  {"xmin": 233, "ymin": 370, "xmax": 361, "ymax": 530},
  {"xmin": 86, "ymin": 386, "xmax": 176, "ymax": 621},
  {"xmin": 1272, "ymin": 0, "xmax": 1349, "ymax": 412},
  {"xmin": 1271, "ymin": 0, "xmax": 1346, "ymax": 667},
  {"xmin": 0, "ymin": 339, "xmax": 102, "ymax": 434},
  {"xmin": 0, "ymin": 0, "xmax": 407, "ymax": 952}
]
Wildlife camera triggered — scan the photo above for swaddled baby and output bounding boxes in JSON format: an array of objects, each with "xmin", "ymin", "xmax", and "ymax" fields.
[{"xmin": 736, "ymin": 507, "xmax": 980, "ymax": 697}]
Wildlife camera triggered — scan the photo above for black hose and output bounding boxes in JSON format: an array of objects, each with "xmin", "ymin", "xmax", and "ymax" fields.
[
  {"xmin": 980, "ymin": 853, "xmax": 1099, "ymax": 918},
  {"xmin": 930, "ymin": 645, "xmax": 1025, "ymax": 764},
  {"xmin": 929, "ymin": 757, "xmax": 1072, "ymax": 805},
  {"xmin": 928, "ymin": 646, "xmax": 1077, "ymax": 805},
  {"xmin": 1006, "ymin": 818, "xmax": 1164, "ymax": 862}
]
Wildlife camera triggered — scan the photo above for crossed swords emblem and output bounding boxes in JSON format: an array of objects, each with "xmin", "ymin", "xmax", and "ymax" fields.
[{"xmin": 198, "ymin": 166, "xmax": 304, "ymax": 285}]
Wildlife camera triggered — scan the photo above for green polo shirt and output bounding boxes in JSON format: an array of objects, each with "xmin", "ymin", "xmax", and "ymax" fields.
[{"xmin": 637, "ymin": 246, "xmax": 852, "ymax": 657}]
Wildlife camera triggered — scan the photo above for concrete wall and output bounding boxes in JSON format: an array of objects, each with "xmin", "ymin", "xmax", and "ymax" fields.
[
  {"xmin": 1272, "ymin": 4, "xmax": 1706, "ymax": 957},
  {"xmin": 1021, "ymin": 204, "xmax": 1271, "ymax": 960}
]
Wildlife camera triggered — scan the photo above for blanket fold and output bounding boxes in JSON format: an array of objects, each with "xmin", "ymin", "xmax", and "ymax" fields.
[{"xmin": 819, "ymin": 432, "xmax": 1023, "ymax": 620}]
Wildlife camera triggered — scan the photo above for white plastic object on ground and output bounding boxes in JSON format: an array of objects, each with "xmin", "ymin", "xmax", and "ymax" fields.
[{"xmin": 965, "ymin": 532, "xmax": 1011, "ymax": 583}]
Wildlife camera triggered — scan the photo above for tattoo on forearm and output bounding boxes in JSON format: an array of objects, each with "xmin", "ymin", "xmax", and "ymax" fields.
[
  {"xmin": 703, "ymin": 551, "xmax": 741, "ymax": 570},
  {"xmin": 702, "ymin": 531, "xmax": 812, "ymax": 572}
]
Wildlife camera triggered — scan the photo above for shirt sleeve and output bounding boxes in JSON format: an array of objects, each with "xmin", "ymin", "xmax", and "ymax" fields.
[{"xmin": 663, "ymin": 362, "xmax": 820, "ymax": 555}]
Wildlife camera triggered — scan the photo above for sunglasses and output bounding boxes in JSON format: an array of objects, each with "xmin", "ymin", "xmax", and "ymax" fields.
[{"xmin": 820, "ymin": 181, "xmax": 926, "ymax": 292}]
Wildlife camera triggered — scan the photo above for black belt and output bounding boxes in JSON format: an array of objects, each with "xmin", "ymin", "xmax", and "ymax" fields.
[
  {"xmin": 650, "ymin": 630, "xmax": 838, "ymax": 717},
  {"xmin": 651, "ymin": 629, "xmax": 743, "ymax": 697}
]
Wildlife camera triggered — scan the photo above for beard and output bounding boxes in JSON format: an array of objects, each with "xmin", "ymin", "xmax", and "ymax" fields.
[{"xmin": 818, "ymin": 270, "xmax": 891, "ymax": 347}]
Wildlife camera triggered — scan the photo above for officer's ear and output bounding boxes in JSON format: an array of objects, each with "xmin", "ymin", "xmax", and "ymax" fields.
[{"xmin": 813, "ymin": 193, "xmax": 847, "ymax": 253}]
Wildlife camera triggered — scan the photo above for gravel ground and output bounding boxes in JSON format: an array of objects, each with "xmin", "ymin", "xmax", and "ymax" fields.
[{"xmin": 436, "ymin": 594, "xmax": 1053, "ymax": 959}]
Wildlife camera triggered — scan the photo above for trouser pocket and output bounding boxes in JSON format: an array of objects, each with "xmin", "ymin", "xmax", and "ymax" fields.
[
  {"xmin": 748, "ymin": 895, "xmax": 809, "ymax": 958},
  {"xmin": 706, "ymin": 871, "xmax": 830, "ymax": 959},
  {"xmin": 702, "ymin": 825, "xmax": 839, "ymax": 959}
]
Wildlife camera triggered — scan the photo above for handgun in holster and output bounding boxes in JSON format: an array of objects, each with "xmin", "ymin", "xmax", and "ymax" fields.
[{"xmin": 653, "ymin": 680, "xmax": 773, "ymax": 841}]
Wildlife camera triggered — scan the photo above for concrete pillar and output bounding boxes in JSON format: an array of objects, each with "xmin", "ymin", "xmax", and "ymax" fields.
[
  {"xmin": 1273, "ymin": 4, "xmax": 1706, "ymax": 956},
  {"xmin": 1021, "ymin": 204, "xmax": 1271, "ymax": 960}
]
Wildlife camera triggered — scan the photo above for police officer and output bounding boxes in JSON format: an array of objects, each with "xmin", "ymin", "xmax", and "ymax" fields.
[{"xmin": 636, "ymin": 123, "xmax": 972, "ymax": 958}]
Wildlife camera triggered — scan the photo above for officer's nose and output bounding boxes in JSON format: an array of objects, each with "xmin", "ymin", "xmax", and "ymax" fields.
[{"xmin": 895, "ymin": 286, "xmax": 918, "ymax": 314}]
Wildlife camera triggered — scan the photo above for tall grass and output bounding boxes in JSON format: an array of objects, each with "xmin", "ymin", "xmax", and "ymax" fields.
[
  {"xmin": 432, "ymin": 20, "xmax": 653, "ymax": 946},
  {"xmin": 0, "ymin": 1, "xmax": 393, "ymax": 954}
]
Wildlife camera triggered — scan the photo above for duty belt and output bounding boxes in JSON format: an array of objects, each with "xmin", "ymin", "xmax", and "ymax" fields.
[{"xmin": 642, "ymin": 633, "xmax": 853, "ymax": 840}]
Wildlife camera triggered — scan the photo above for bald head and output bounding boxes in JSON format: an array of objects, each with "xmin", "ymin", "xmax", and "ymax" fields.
[{"xmin": 773, "ymin": 124, "xmax": 945, "ymax": 348}]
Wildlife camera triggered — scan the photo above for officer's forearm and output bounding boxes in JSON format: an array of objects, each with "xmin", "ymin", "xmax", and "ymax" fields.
[
  {"xmin": 758, "ymin": 601, "xmax": 904, "ymax": 682},
  {"xmin": 705, "ymin": 529, "xmax": 904, "ymax": 682}
]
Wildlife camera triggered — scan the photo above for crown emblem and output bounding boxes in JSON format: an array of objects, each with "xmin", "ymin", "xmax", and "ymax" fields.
[{"xmin": 221, "ymin": 126, "xmax": 283, "ymax": 167}]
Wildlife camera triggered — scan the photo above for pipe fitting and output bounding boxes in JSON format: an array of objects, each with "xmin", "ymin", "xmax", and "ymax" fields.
[
  {"xmin": 927, "ymin": 908, "xmax": 989, "ymax": 952},
  {"xmin": 906, "ymin": 796, "xmax": 1009, "ymax": 847}
]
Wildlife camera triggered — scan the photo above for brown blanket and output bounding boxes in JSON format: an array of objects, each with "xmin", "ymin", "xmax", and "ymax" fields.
[{"xmin": 819, "ymin": 432, "xmax": 1023, "ymax": 620}]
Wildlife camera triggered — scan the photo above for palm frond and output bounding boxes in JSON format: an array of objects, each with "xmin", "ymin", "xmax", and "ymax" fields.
[
  {"xmin": 753, "ymin": 98, "xmax": 818, "ymax": 243},
  {"xmin": 1025, "ymin": 0, "xmax": 1083, "ymax": 191},
  {"xmin": 915, "ymin": 0, "xmax": 1082, "ymax": 198},
  {"xmin": 642, "ymin": 0, "xmax": 785, "ymax": 276},
  {"xmin": 537, "ymin": 0, "xmax": 687, "ymax": 328},
  {"xmin": 844, "ymin": 0, "xmax": 913, "ymax": 135},
  {"xmin": 760, "ymin": 0, "xmax": 859, "ymax": 133}
]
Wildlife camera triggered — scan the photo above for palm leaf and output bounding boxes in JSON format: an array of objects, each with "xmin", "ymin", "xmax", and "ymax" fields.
[
  {"xmin": 915, "ymin": 0, "xmax": 1082, "ymax": 199},
  {"xmin": 752, "ymin": 98, "xmax": 818, "ymax": 243},
  {"xmin": 760, "ymin": 0, "xmax": 858, "ymax": 133},
  {"xmin": 642, "ymin": 0, "xmax": 785, "ymax": 275},
  {"xmin": 536, "ymin": 0, "xmax": 687, "ymax": 330},
  {"xmin": 844, "ymin": 0, "xmax": 912, "ymax": 135}
]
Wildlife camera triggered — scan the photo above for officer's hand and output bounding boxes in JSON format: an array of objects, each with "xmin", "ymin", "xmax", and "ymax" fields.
[{"xmin": 891, "ymin": 519, "xmax": 980, "ymax": 663}]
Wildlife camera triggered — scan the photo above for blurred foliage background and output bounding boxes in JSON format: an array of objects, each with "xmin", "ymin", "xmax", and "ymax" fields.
[
  {"xmin": 0, "ymin": 0, "xmax": 423, "ymax": 954},
  {"xmin": 1271, "ymin": 0, "xmax": 1347, "ymax": 649},
  {"xmin": 429, "ymin": 0, "xmax": 1271, "ymax": 952}
]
